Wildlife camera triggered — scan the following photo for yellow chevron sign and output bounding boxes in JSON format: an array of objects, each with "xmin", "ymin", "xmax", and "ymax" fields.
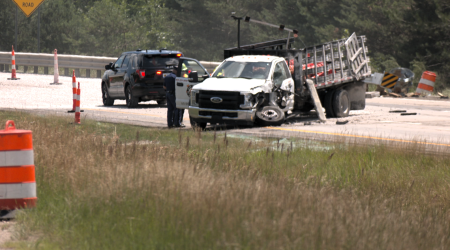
[
  {"xmin": 381, "ymin": 72, "xmax": 399, "ymax": 89},
  {"xmin": 12, "ymin": 0, "xmax": 45, "ymax": 17}
]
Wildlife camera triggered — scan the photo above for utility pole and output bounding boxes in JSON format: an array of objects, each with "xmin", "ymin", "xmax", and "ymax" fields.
[
  {"xmin": 15, "ymin": 6, "xmax": 18, "ymax": 50},
  {"xmin": 231, "ymin": 12, "xmax": 244, "ymax": 49},
  {"xmin": 38, "ymin": 6, "xmax": 40, "ymax": 53}
]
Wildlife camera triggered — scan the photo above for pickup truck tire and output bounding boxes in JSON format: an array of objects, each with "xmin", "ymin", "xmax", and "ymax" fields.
[
  {"xmin": 332, "ymin": 89, "xmax": 350, "ymax": 117},
  {"xmin": 323, "ymin": 89, "xmax": 335, "ymax": 118},
  {"xmin": 189, "ymin": 116, "xmax": 207, "ymax": 131},
  {"xmin": 125, "ymin": 85, "xmax": 139, "ymax": 108},
  {"xmin": 256, "ymin": 106, "xmax": 285, "ymax": 126},
  {"xmin": 157, "ymin": 99, "xmax": 167, "ymax": 105},
  {"xmin": 102, "ymin": 83, "xmax": 115, "ymax": 106}
]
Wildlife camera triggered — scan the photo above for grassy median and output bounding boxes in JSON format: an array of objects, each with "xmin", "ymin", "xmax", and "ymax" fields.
[{"xmin": 1, "ymin": 110, "xmax": 450, "ymax": 250}]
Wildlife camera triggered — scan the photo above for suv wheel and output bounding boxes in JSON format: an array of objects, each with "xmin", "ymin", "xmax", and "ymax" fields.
[
  {"xmin": 102, "ymin": 83, "xmax": 114, "ymax": 106},
  {"xmin": 125, "ymin": 85, "xmax": 139, "ymax": 108}
]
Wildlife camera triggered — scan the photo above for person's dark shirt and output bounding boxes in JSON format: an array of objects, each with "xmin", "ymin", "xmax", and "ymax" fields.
[{"xmin": 163, "ymin": 72, "xmax": 177, "ymax": 91}]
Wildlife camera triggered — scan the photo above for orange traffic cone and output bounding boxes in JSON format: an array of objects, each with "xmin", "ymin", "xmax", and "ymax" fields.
[
  {"xmin": 75, "ymin": 82, "xmax": 81, "ymax": 124},
  {"xmin": 7, "ymin": 45, "xmax": 20, "ymax": 80},
  {"xmin": 68, "ymin": 70, "xmax": 77, "ymax": 113}
]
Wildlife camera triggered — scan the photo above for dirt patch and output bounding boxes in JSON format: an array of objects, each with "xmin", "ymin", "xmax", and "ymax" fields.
[{"xmin": 0, "ymin": 220, "xmax": 15, "ymax": 250}]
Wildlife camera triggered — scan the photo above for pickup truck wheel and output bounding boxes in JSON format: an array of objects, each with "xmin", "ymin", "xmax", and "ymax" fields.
[
  {"xmin": 102, "ymin": 84, "xmax": 115, "ymax": 106},
  {"xmin": 125, "ymin": 85, "xmax": 139, "ymax": 108},
  {"xmin": 256, "ymin": 106, "xmax": 285, "ymax": 126},
  {"xmin": 189, "ymin": 116, "xmax": 207, "ymax": 131},
  {"xmin": 157, "ymin": 99, "xmax": 167, "ymax": 106},
  {"xmin": 332, "ymin": 89, "xmax": 350, "ymax": 117},
  {"xmin": 323, "ymin": 89, "xmax": 336, "ymax": 118}
]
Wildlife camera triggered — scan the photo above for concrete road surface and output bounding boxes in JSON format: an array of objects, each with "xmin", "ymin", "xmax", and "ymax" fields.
[{"xmin": 1, "ymin": 73, "xmax": 450, "ymax": 151}]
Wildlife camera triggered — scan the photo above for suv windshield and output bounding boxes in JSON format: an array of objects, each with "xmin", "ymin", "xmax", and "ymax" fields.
[
  {"xmin": 142, "ymin": 55, "xmax": 179, "ymax": 68},
  {"xmin": 212, "ymin": 61, "xmax": 272, "ymax": 79}
]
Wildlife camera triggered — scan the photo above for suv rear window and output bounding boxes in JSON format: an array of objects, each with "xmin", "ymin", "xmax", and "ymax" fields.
[{"xmin": 142, "ymin": 55, "xmax": 179, "ymax": 68}]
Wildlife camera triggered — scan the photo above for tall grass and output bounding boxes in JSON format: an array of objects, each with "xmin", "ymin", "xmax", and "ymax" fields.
[{"xmin": 1, "ymin": 110, "xmax": 450, "ymax": 249}]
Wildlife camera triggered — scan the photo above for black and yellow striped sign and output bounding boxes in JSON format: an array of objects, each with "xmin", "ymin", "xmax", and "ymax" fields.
[{"xmin": 381, "ymin": 72, "xmax": 399, "ymax": 89}]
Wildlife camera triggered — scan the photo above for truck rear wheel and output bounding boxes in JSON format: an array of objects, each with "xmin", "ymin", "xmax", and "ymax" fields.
[
  {"xmin": 332, "ymin": 89, "xmax": 350, "ymax": 117},
  {"xmin": 323, "ymin": 89, "xmax": 335, "ymax": 118},
  {"xmin": 256, "ymin": 106, "xmax": 285, "ymax": 126}
]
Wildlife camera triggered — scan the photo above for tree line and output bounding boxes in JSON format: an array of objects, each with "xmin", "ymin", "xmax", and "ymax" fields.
[{"xmin": 0, "ymin": 0, "xmax": 448, "ymax": 89}]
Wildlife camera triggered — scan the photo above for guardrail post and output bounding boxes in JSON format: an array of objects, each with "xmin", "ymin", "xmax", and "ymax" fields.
[
  {"xmin": 75, "ymin": 69, "xmax": 80, "ymax": 77},
  {"xmin": 34, "ymin": 66, "xmax": 38, "ymax": 74},
  {"xmin": 97, "ymin": 70, "xmax": 101, "ymax": 78},
  {"xmin": 64, "ymin": 68, "xmax": 68, "ymax": 76},
  {"xmin": 44, "ymin": 67, "xmax": 48, "ymax": 74},
  {"xmin": 86, "ymin": 69, "xmax": 90, "ymax": 78}
]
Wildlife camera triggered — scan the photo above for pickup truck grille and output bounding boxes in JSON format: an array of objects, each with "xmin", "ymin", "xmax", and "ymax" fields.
[{"xmin": 198, "ymin": 91, "xmax": 243, "ymax": 110}]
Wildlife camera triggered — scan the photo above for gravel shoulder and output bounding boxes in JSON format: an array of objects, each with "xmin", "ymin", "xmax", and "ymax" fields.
[{"xmin": 0, "ymin": 220, "xmax": 15, "ymax": 250}]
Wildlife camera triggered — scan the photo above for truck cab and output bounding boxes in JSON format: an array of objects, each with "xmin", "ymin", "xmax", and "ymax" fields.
[{"xmin": 180, "ymin": 55, "xmax": 296, "ymax": 129}]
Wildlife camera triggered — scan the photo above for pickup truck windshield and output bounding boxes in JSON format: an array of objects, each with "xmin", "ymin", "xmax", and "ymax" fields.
[{"xmin": 213, "ymin": 61, "xmax": 272, "ymax": 79}]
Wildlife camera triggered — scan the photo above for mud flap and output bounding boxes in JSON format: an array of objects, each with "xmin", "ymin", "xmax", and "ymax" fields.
[{"xmin": 305, "ymin": 80, "xmax": 326, "ymax": 122}]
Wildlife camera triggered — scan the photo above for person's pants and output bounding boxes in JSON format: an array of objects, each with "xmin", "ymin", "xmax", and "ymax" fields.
[
  {"xmin": 178, "ymin": 109, "xmax": 185, "ymax": 125},
  {"xmin": 166, "ymin": 92, "xmax": 179, "ymax": 127}
]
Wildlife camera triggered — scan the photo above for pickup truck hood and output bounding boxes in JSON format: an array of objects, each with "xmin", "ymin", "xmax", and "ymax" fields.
[{"xmin": 193, "ymin": 78, "xmax": 268, "ymax": 93}]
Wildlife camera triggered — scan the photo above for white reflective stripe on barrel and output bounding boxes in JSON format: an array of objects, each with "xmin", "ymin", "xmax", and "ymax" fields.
[
  {"xmin": 12, "ymin": 56, "xmax": 15, "ymax": 60},
  {"xmin": 0, "ymin": 183, "xmax": 36, "ymax": 199},
  {"xmin": 72, "ymin": 82, "xmax": 77, "ymax": 88},
  {"xmin": 75, "ymin": 106, "xmax": 80, "ymax": 112},
  {"xmin": 73, "ymin": 93, "xmax": 77, "ymax": 99},
  {"xmin": 419, "ymin": 78, "xmax": 435, "ymax": 87},
  {"xmin": 0, "ymin": 150, "xmax": 34, "ymax": 167},
  {"xmin": 11, "ymin": 65, "xmax": 15, "ymax": 70}
]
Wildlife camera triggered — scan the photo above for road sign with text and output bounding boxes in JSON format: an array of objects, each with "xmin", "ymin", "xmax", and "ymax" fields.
[{"xmin": 12, "ymin": 0, "xmax": 45, "ymax": 17}]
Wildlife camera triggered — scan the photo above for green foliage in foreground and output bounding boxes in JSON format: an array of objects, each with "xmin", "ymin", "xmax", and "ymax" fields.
[{"xmin": 1, "ymin": 111, "xmax": 450, "ymax": 250}]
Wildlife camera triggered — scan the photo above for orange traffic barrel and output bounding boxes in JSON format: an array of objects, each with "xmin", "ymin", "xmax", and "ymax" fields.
[
  {"xmin": 0, "ymin": 120, "xmax": 36, "ymax": 213},
  {"xmin": 415, "ymin": 71, "xmax": 436, "ymax": 95}
]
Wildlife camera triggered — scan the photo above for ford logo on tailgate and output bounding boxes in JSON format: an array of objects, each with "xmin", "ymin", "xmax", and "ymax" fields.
[{"xmin": 210, "ymin": 97, "xmax": 223, "ymax": 103}]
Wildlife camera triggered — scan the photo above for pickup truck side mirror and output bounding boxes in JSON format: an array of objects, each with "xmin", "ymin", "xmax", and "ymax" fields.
[
  {"xmin": 188, "ymin": 71, "xmax": 198, "ymax": 82},
  {"xmin": 105, "ymin": 62, "xmax": 113, "ymax": 70}
]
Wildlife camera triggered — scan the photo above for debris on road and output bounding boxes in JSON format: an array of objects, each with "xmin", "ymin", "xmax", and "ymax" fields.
[
  {"xmin": 401, "ymin": 113, "xmax": 417, "ymax": 116},
  {"xmin": 304, "ymin": 121, "xmax": 312, "ymax": 126},
  {"xmin": 336, "ymin": 120, "xmax": 349, "ymax": 125},
  {"xmin": 389, "ymin": 92, "xmax": 402, "ymax": 98},
  {"xmin": 365, "ymin": 91, "xmax": 380, "ymax": 98},
  {"xmin": 389, "ymin": 110, "xmax": 407, "ymax": 113},
  {"xmin": 438, "ymin": 92, "xmax": 449, "ymax": 99}
]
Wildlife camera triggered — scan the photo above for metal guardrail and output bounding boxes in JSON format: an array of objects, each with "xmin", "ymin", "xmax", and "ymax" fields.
[{"xmin": 0, "ymin": 51, "xmax": 220, "ymax": 78}]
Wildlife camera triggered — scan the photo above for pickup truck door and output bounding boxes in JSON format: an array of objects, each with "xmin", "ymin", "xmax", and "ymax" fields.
[{"xmin": 175, "ymin": 59, "xmax": 209, "ymax": 109}]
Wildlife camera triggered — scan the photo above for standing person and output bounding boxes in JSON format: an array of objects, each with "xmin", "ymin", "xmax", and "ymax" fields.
[{"xmin": 163, "ymin": 66, "xmax": 180, "ymax": 128}]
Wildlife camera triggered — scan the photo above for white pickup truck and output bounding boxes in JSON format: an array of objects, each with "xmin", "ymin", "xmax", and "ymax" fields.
[{"xmin": 175, "ymin": 33, "xmax": 371, "ymax": 130}]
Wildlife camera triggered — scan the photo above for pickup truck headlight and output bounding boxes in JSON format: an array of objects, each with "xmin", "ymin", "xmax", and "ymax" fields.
[
  {"xmin": 239, "ymin": 93, "xmax": 254, "ymax": 109},
  {"xmin": 190, "ymin": 89, "xmax": 199, "ymax": 107}
]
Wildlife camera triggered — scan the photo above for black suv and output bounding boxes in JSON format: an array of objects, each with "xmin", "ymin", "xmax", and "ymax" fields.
[{"xmin": 102, "ymin": 49, "xmax": 183, "ymax": 108}]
